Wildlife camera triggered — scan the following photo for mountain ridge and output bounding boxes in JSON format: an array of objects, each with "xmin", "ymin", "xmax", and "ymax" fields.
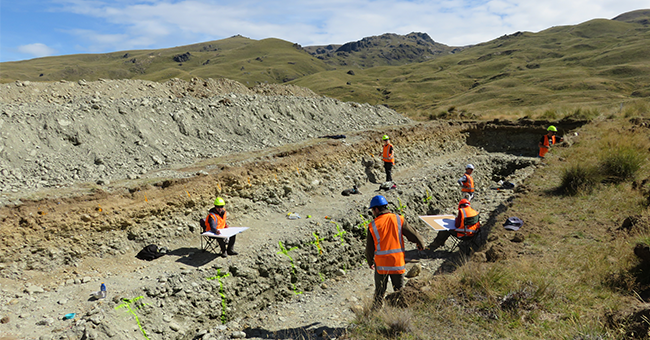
[{"xmin": 1, "ymin": 9, "xmax": 649, "ymax": 119}]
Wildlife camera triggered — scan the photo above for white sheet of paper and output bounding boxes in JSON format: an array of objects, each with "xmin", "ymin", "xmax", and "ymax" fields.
[
  {"xmin": 201, "ymin": 227, "xmax": 249, "ymax": 239},
  {"xmin": 419, "ymin": 215, "xmax": 456, "ymax": 231}
]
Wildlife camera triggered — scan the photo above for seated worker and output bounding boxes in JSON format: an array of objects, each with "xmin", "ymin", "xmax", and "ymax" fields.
[
  {"xmin": 205, "ymin": 197, "xmax": 238, "ymax": 258},
  {"xmin": 538, "ymin": 125, "xmax": 563, "ymax": 158},
  {"xmin": 429, "ymin": 199, "xmax": 480, "ymax": 250},
  {"xmin": 458, "ymin": 164, "xmax": 475, "ymax": 201}
]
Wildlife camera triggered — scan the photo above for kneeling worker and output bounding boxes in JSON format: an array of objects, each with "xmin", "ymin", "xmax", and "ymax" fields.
[
  {"xmin": 430, "ymin": 199, "xmax": 480, "ymax": 250},
  {"xmin": 366, "ymin": 195, "xmax": 425, "ymax": 308},
  {"xmin": 205, "ymin": 197, "xmax": 238, "ymax": 258}
]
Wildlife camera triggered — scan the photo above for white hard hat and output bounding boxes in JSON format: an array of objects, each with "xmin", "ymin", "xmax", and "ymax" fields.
[{"xmin": 466, "ymin": 164, "xmax": 474, "ymax": 169}]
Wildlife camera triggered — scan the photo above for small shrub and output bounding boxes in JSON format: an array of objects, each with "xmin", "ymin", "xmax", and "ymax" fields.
[
  {"xmin": 559, "ymin": 164, "xmax": 601, "ymax": 196},
  {"xmin": 599, "ymin": 147, "xmax": 643, "ymax": 183}
]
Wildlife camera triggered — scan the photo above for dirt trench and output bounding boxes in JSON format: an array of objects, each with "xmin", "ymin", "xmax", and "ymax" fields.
[{"xmin": 0, "ymin": 119, "xmax": 566, "ymax": 340}]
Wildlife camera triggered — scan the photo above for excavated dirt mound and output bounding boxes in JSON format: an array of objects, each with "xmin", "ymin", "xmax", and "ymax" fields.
[
  {"xmin": 0, "ymin": 78, "xmax": 408, "ymax": 201},
  {"xmin": 0, "ymin": 79, "xmax": 549, "ymax": 340}
]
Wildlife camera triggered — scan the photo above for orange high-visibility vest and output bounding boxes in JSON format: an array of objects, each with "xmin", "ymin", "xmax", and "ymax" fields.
[
  {"xmin": 204, "ymin": 211, "xmax": 226, "ymax": 232},
  {"xmin": 456, "ymin": 206, "xmax": 480, "ymax": 238},
  {"xmin": 382, "ymin": 143, "xmax": 394, "ymax": 164},
  {"xmin": 461, "ymin": 174, "xmax": 474, "ymax": 193},
  {"xmin": 539, "ymin": 135, "xmax": 556, "ymax": 158},
  {"xmin": 369, "ymin": 213, "xmax": 405, "ymax": 274}
]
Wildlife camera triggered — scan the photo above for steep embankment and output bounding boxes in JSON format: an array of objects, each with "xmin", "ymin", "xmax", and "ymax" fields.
[{"xmin": 0, "ymin": 78, "xmax": 409, "ymax": 202}]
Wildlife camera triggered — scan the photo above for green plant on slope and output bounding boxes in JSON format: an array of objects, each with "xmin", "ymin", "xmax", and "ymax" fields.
[
  {"xmin": 115, "ymin": 296, "xmax": 150, "ymax": 340},
  {"xmin": 277, "ymin": 241, "xmax": 303, "ymax": 295},
  {"xmin": 207, "ymin": 269, "xmax": 232, "ymax": 324}
]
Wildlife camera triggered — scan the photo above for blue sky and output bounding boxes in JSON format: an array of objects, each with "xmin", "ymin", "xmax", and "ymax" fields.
[{"xmin": 0, "ymin": 0, "xmax": 647, "ymax": 62}]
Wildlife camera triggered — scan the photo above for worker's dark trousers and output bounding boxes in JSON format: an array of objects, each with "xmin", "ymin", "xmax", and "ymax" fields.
[
  {"xmin": 384, "ymin": 162, "xmax": 393, "ymax": 182},
  {"xmin": 374, "ymin": 270, "xmax": 404, "ymax": 307},
  {"xmin": 217, "ymin": 235, "xmax": 236, "ymax": 253},
  {"xmin": 431, "ymin": 230, "xmax": 452, "ymax": 248}
]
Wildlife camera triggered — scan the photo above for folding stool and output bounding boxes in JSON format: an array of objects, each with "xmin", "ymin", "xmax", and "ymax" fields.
[{"xmin": 200, "ymin": 233, "xmax": 221, "ymax": 253}]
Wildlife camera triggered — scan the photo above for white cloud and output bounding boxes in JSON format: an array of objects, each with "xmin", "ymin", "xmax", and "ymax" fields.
[
  {"xmin": 52, "ymin": 0, "xmax": 650, "ymax": 53},
  {"xmin": 17, "ymin": 43, "xmax": 57, "ymax": 57}
]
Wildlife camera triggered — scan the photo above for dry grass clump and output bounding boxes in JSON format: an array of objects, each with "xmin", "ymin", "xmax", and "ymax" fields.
[
  {"xmin": 559, "ymin": 127, "xmax": 648, "ymax": 195},
  {"xmin": 623, "ymin": 100, "xmax": 650, "ymax": 118},
  {"xmin": 377, "ymin": 307, "xmax": 414, "ymax": 337},
  {"xmin": 600, "ymin": 146, "xmax": 644, "ymax": 183},
  {"xmin": 559, "ymin": 164, "xmax": 601, "ymax": 195}
]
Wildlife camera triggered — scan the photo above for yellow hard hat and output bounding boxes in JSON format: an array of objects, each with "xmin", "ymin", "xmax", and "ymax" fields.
[
  {"xmin": 547, "ymin": 125, "xmax": 557, "ymax": 132},
  {"xmin": 214, "ymin": 197, "xmax": 225, "ymax": 206},
  {"xmin": 382, "ymin": 135, "xmax": 390, "ymax": 141}
]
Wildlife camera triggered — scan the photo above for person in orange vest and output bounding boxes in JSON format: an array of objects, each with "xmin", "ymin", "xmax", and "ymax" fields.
[
  {"xmin": 365, "ymin": 195, "xmax": 425, "ymax": 308},
  {"xmin": 538, "ymin": 125, "xmax": 563, "ymax": 158},
  {"xmin": 204, "ymin": 197, "xmax": 238, "ymax": 258},
  {"xmin": 381, "ymin": 135, "xmax": 395, "ymax": 183},
  {"xmin": 458, "ymin": 164, "xmax": 475, "ymax": 201},
  {"xmin": 429, "ymin": 199, "xmax": 480, "ymax": 250}
]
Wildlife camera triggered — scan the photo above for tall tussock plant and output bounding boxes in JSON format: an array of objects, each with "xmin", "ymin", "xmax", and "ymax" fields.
[
  {"xmin": 559, "ymin": 164, "xmax": 601, "ymax": 196},
  {"xmin": 600, "ymin": 146, "xmax": 643, "ymax": 183}
]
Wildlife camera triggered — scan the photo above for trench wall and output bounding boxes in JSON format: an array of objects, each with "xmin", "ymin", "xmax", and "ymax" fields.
[{"xmin": 0, "ymin": 122, "xmax": 542, "ymax": 340}]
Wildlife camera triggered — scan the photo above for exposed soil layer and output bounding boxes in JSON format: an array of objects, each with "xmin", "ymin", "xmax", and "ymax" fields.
[{"xmin": 0, "ymin": 79, "xmax": 570, "ymax": 340}]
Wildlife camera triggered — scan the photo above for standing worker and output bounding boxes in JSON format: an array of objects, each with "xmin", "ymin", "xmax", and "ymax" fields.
[
  {"xmin": 382, "ymin": 135, "xmax": 395, "ymax": 184},
  {"xmin": 204, "ymin": 197, "xmax": 238, "ymax": 258},
  {"xmin": 430, "ymin": 199, "xmax": 481, "ymax": 250},
  {"xmin": 366, "ymin": 195, "xmax": 425, "ymax": 308},
  {"xmin": 538, "ymin": 125, "xmax": 563, "ymax": 158},
  {"xmin": 458, "ymin": 164, "xmax": 475, "ymax": 201}
]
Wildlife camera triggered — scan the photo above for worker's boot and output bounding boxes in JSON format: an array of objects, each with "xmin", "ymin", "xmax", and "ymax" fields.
[
  {"xmin": 430, "ymin": 240, "xmax": 444, "ymax": 250},
  {"xmin": 227, "ymin": 235, "xmax": 238, "ymax": 255}
]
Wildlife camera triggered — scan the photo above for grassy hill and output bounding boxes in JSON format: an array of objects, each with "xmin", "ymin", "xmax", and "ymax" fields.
[
  {"xmin": 292, "ymin": 12, "xmax": 650, "ymax": 119},
  {"xmin": 0, "ymin": 35, "xmax": 333, "ymax": 86},
  {"xmin": 1, "ymin": 10, "xmax": 649, "ymax": 120}
]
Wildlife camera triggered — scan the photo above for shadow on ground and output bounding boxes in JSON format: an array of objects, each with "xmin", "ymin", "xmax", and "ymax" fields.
[
  {"xmin": 166, "ymin": 247, "xmax": 220, "ymax": 267},
  {"xmin": 245, "ymin": 323, "xmax": 347, "ymax": 339}
]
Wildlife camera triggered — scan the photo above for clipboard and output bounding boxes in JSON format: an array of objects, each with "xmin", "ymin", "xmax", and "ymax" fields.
[
  {"xmin": 419, "ymin": 215, "xmax": 456, "ymax": 231},
  {"xmin": 201, "ymin": 227, "xmax": 249, "ymax": 239}
]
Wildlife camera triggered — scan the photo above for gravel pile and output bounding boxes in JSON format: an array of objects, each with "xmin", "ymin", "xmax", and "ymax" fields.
[{"xmin": 0, "ymin": 79, "xmax": 409, "ymax": 195}]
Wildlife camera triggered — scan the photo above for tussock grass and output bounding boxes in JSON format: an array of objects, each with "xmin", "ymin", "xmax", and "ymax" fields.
[
  {"xmin": 600, "ymin": 146, "xmax": 644, "ymax": 183},
  {"xmin": 559, "ymin": 164, "xmax": 602, "ymax": 195},
  {"xmin": 378, "ymin": 307, "xmax": 414, "ymax": 337},
  {"xmin": 623, "ymin": 100, "xmax": 650, "ymax": 118}
]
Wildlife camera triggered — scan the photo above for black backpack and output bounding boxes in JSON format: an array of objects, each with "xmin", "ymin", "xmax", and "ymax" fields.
[{"xmin": 135, "ymin": 244, "xmax": 165, "ymax": 261}]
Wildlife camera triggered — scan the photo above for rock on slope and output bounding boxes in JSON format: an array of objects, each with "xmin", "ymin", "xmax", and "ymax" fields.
[{"xmin": 0, "ymin": 78, "xmax": 410, "ymax": 195}]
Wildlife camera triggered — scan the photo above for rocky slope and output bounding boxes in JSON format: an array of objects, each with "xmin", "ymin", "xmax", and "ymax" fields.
[{"xmin": 0, "ymin": 78, "xmax": 409, "ymax": 201}]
